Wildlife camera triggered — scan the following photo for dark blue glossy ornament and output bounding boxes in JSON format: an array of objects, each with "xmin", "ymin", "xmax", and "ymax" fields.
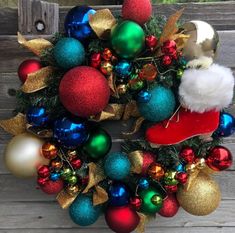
[
  {"xmin": 137, "ymin": 90, "xmax": 152, "ymax": 103},
  {"xmin": 216, "ymin": 112, "xmax": 235, "ymax": 137},
  {"xmin": 64, "ymin": 6, "xmax": 96, "ymax": 41},
  {"xmin": 53, "ymin": 117, "xmax": 88, "ymax": 148},
  {"xmin": 138, "ymin": 178, "xmax": 149, "ymax": 190},
  {"xmin": 108, "ymin": 183, "xmax": 130, "ymax": 206},
  {"xmin": 175, "ymin": 163, "xmax": 185, "ymax": 172},
  {"xmin": 115, "ymin": 60, "xmax": 132, "ymax": 78},
  {"xmin": 50, "ymin": 172, "xmax": 60, "ymax": 181},
  {"xmin": 26, "ymin": 106, "xmax": 48, "ymax": 127}
]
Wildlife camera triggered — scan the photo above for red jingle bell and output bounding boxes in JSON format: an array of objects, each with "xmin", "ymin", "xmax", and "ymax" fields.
[
  {"xmin": 162, "ymin": 55, "xmax": 172, "ymax": 66},
  {"xmin": 37, "ymin": 177, "xmax": 48, "ymax": 186},
  {"xmin": 37, "ymin": 165, "xmax": 50, "ymax": 178},
  {"xmin": 179, "ymin": 147, "xmax": 196, "ymax": 164},
  {"xmin": 206, "ymin": 146, "xmax": 233, "ymax": 171},
  {"xmin": 164, "ymin": 185, "xmax": 178, "ymax": 193},
  {"xmin": 102, "ymin": 48, "xmax": 112, "ymax": 61},
  {"xmin": 90, "ymin": 52, "xmax": 101, "ymax": 68},
  {"xmin": 145, "ymin": 35, "xmax": 158, "ymax": 50},
  {"xmin": 161, "ymin": 40, "xmax": 177, "ymax": 55},
  {"xmin": 130, "ymin": 196, "xmax": 142, "ymax": 210},
  {"xmin": 176, "ymin": 172, "xmax": 188, "ymax": 184},
  {"xmin": 71, "ymin": 158, "xmax": 82, "ymax": 169}
]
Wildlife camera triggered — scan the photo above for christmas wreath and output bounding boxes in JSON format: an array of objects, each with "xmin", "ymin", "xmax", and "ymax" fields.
[{"xmin": 1, "ymin": 0, "xmax": 234, "ymax": 232}]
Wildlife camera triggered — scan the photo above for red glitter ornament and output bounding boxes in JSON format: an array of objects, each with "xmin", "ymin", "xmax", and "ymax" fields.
[
  {"xmin": 162, "ymin": 55, "xmax": 172, "ymax": 66},
  {"xmin": 179, "ymin": 147, "xmax": 196, "ymax": 164},
  {"xmin": 130, "ymin": 197, "xmax": 142, "ymax": 210},
  {"xmin": 18, "ymin": 59, "xmax": 42, "ymax": 83},
  {"xmin": 145, "ymin": 35, "xmax": 158, "ymax": 50},
  {"xmin": 206, "ymin": 146, "xmax": 233, "ymax": 171},
  {"xmin": 37, "ymin": 165, "xmax": 50, "ymax": 178},
  {"xmin": 122, "ymin": 0, "xmax": 152, "ymax": 25},
  {"xmin": 59, "ymin": 66, "xmax": 110, "ymax": 117},
  {"xmin": 71, "ymin": 158, "xmax": 82, "ymax": 169},
  {"xmin": 141, "ymin": 151, "xmax": 156, "ymax": 175},
  {"xmin": 40, "ymin": 179, "xmax": 64, "ymax": 195},
  {"xmin": 102, "ymin": 48, "xmax": 112, "ymax": 61},
  {"xmin": 176, "ymin": 172, "xmax": 188, "ymax": 184},
  {"xmin": 159, "ymin": 194, "xmax": 180, "ymax": 217},
  {"xmin": 37, "ymin": 177, "xmax": 48, "ymax": 186},
  {"xmin": 161, "ymin": 40, "xmax": 177, "ymax": 55},
  {"xmin": 90, "ymin": 52, "xmax": 101, "ymax": 68},
  {"xmin": 105, "ymin": 205, "xmax": 140, "ymax": 233},
  {"xmin": 164, "ymin": 185, "xmax": 178, "ymax": 193}
]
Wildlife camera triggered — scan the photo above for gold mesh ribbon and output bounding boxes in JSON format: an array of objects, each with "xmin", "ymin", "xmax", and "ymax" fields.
[
  {"xmin": 122, "ymin": 117, "xmax": 145, "ymax": 137},
  {"xmin": 56, "ymin": 189, "xmax": 78, "ymax": 209},
  {"xmin": 26, "ymin": 124, "xmax": 53, "ymax": 138},
  {"xmin": 0, "ymin": 113, "xmax": 26, "ymax": 135},
  {"xmin": 136, "ymin": 213, "xmax": 148, "ymax": 233},
  {"xmin": 89, "ymin": 9, "xmax": 117, "ymax": 40},
  {"xmin": 21, "ymin": 66, "xmax": 54, "ymax": 93},
  {"xmin": 83, "ymin": 163, "xmax": 106, "ymax": 194},
  {"xmin": 128, "ymin": 151, "xmax": 144, "ymax": 174},
  {"xmin": 17, "ymin": 32, "xmax": 53, "ymax": 56},
  {"xmin": 93, "ymin": 185, "xmax": 109, "ymax": 206}
]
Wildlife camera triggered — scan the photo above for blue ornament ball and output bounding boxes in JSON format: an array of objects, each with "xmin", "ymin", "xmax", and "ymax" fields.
[
  {"xmin": 64, "ymin": 6, "xmax": 96, "ymax": 41},
  {"xmin": 104, "ymin": 152, "xmax": 131, "ymax": 180},
  {"xmin": 108, "ymin": 182, "xmax": 130, "ymax": 206},
  {"xmin": 115, "ymin": 60, "xmax": 132, "ymax": 78},
  {"xmin": 138, "ymin": 177, "xmax": 149, "ymax": 190},
  {"xmin": 69, "ymin": 194, "xmax": 101, "ymax": 226},
  {"xmin": 137, "ymin": 90, "xmax": 152, "ymax": 103},
  {"xmin": 53, "ymin": 117, "xmax": 88, "ymax": 148},
  {"xmin": 216, "ymin": 112, "xmax": 235, "ymax": 137},
  {"xmin": 138, "ymin": 85, "xmax": 176, "ymax": 122},
  {"xmin": 54, "ymin": 38, "xmax": 85, "ymax": 70},
  {"xmin": 175, "ymin": 163, "xmax": 185, "ymax": 173},
  {"xmin": 26, "ymin": 106, "xmax": 48, "ymax": 127},
  {"xmin": 50, "ymin": 172, "xmax": 60, "ymax": 181}
]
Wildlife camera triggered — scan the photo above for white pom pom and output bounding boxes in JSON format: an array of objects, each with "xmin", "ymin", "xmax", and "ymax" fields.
[{"xmin": 179, "ymin": 64, "xmax": 234, "ymax": 113}]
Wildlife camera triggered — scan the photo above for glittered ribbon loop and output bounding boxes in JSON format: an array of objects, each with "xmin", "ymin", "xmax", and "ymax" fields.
[
  {"xmin": 0, "ymin": 113, "xmax": 27, "ymax": 135},
  {"xmin": 122, "ymin": 117, "xmax": 145, "ymax": 137},
  {"xmin": 93, "ymin": 185, "xmax": 109, "ymax": 206},
  {"xmin": 17, "ymin": 32, "xmax": 53, "ymax": 56},
  {"xmin": 128, "ymin": 150, "xmax": 144, "ymax": 174},
  {"xmin": 89, "ymin": 9, "xmax": 117, "ymax": 40},
  {"xmin": 56, "ymin": 189, "xmax": 78, "ymax": 209},
  {"xmin": 21, "ymin": 66, "xmax": 54, "ymax": 93}
]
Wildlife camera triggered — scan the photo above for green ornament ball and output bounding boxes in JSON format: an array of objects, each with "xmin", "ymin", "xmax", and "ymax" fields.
[
  {"xmin": 68, "ymin": 175, "xmax": 78, "ymax": 185},
  {"xmin": 111, "ymin": 21, "xmax": 145, "ymax": 59},
  {"xmin": 61, "ymin": 168, "xmax": 72, "ymax": 180},
  {"xmin": 82, "ymin": 128, "xmax": 111, "ymax": 159},
  {"xmin": 164, "ymin": 170, "xmax": 179, "ymax": 185},
  {"xmin": 139, "ymin": 187, "xmax": 163, "ymax": 214}
]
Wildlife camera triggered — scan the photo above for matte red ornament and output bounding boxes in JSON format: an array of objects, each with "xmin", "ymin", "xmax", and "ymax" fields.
[
  {"xmin": 162, "ymin": 55, "xmax": 172, "ymax": 66},
  {"xmin": 146, "ymin": 35, "xmax": 158, "ymax": 50},
  {"xmin": 142, "ymin": 151, "xmax": 156, "ymax": 175},
  {"xmin": 71, "ymin": 158, "xmax": 82, "ymax": 169},
  {"xmin": 37, "ymin": 165, "xmax": 50, "ymax": 178},
  {"xmin": 164, "ymin": 185, "xmax": 178, "ymax": 193},
  {"xmin": 179, "ymin": 146, "xmax": 196, "ymax": 164},
  {"xmin": 159, "ymin": 194, "xmax": 180, "ymax": 217},
  {"xmin": 206, "ymin": 146, "xmax": 233, "ymax": 171},
  {"xmin": 59, "ymin": 66, "xmax": 110, "ymax": 117},
  {"xmin": 37, "ymin": 177, "xmax": 48, "ymax": 186},
  {"xmin": 105, "ymin": 205, "xmax": 140, "ymax": 233},
  {"xmin": 146, "ymin": 108, "xmax": 220, "ymax": 146},
  {"xmin": 122, "ymin": 0, "xmax": 152, "ymax": 25},
  {"xmin": 176, "ymin": 172, "xmax": 188, "ymax": 184},
  {"xmin": 130, "ymin": 197, "xmax": 142, "ymax": 210},
  {"xmin": 162, "ymin": 40, "xmax": 177, "ymax": 55},
  {"xmin": 40, "ymin": 179, "xmax": 64, "ymax": 195},
  {"xmin": 90, "ymin": 53, "xmax": 101, "ymax": 68}
]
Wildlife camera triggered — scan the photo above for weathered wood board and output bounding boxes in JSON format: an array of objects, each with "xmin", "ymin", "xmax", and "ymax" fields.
[{"xmin": 0, "ymin": 3, "xmax": 235, "ymax": 233}]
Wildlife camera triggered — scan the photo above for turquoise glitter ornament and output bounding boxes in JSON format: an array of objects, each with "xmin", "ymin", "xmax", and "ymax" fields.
[
  {"xmin": 54, "ymin": 38, "xmax": 85, "ymax": 70},
  {"xmin": 69, "ymin": 194, "xmax": 102, "ymax": 226},
  {"xmin": 138, "ymin": 85, "xmax": 176, "ymax": 122},
  {"xmin": 104, "ymin": 152, "xmax": 131, "ymax": 180}
]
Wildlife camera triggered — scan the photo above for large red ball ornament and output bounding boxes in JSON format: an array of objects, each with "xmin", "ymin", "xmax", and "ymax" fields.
[
  {"xmin": 40, "ymin": 179, "xmax": 64, "ymax": 195},
  {"xmin": 18, "ymin": 59, "xmax": 42, "ymax": 83},
  {"xmin": 122, "ymin": 0, "xmax": 152, "ymax": 25},
  {"xmin": 59, "ymin": 66, "xmax": 110, "ymax": 117},
  {"xmin": 105, "ymin": 205, "xmax": 140, "ymax": 233},
  {"xmin": 206, "ymin": 146, "xmax": 233, "ymax": 171},
  {"xmin": 159, "ymin": 194, "xmax": 180, "ymax": 217}
]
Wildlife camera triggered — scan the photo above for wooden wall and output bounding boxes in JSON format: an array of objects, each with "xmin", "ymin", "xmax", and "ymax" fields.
[{"xmin": 0, "ymin": 2, "xmax": 235, "ymax": 233}]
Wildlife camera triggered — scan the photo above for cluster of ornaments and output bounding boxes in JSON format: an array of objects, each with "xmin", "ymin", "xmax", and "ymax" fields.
[{"xmin": 3, "ymin": 0, "xmax": 235, "ymax": 232}]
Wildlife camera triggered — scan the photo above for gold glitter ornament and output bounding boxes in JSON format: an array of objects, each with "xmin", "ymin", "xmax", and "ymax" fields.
[{"xmin": 177, "ymin": 172, "xmax": 221, "ymax": 216}]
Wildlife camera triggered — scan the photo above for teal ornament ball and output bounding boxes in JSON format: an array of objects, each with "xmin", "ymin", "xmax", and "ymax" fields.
[
  {"xmin": 111, "ymin": 21, "xmax": 145, "ymax": 59},
  {"xmin": 138, "ymin": 85, "xmax": 176, "ymax": 122},
  {"xmin": 54, "ymin": 38, "xmax": 85, "ymax": 70},
  {"xmin": 69, "ymin": 194, "xmax": 101, "ymax": 226},
  {"xmin": 104, "ymin": 152, "xmax": 131, "ymax": 180}
]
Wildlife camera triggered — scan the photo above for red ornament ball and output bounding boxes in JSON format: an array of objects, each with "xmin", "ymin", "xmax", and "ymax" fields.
[
  {"xmin": 18, "ymin": 59, "xmax": 42, "ymax": 83},
  {"xmin": 206, "ymin": 146, "xmax": 233, "ymax": 171},
  {"xmin": 71, "ymin": 158, "xmax": 82, "ymax": 169},
  {"xmin": 59, "ymin": 66, "xmax": 110, "ymax": 117},
  {"xmin": 159, "ymin": 194, "xmax": 180, "ymax": 217},
  {"xmin": 37, "ymin": 177, "xmax": 48, "ymax": 186},
  {"xmin": 130, "ymin": 197, "xmax": 142, "ymax": 211},
  {"xmin": 40, "ymin": 179, "xmax": 64, "ymax": 195},
  {"xmin": 161, "ymin": 40, "xmax": 177, "ymax": 55},
  {"xmin": 176, "ymin": 172, "xmax": 188, "ymax": 184},
  {"xmin": 179, "ymin": 146, "xmax": 196, "ymax": 164},
  {"xmin": 90, "ymin": 53, "xmax": 101, "ymax": 69},
  {"xmin": 122, "ymin": 0, "xmax": 152, "ymax": 25},
  {"xmin": 146, "ymin": 35, "xmax": 158, "ymax": 50},
  {"xmin": 162, "ymin": 55, "xmax": 172, "ymax": 66},
  {"xmin": 105, "ymin": 205, "xmax": 140, "ymax": 233},
  {"xmin": 37, "ymin": 165, "xmax": 50, "ymax": 178},
  {"xmin": 164, "ymin": 185, "xmax": 178, "ymax": 193},
  {"xmin": 142, "ymin": 151, "xmax": 156, "ymax": 175}
]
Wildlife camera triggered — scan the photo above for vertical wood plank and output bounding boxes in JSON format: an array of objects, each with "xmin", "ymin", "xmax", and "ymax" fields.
[{"xmin": 18, "ymin": 0, "xmax": 59, "ymax": 35}]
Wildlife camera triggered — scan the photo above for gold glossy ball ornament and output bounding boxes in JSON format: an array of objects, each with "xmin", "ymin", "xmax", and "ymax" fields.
[
  {"xmin": 182, "ymin": 20, "xmax": 219, "ymax": 60},
  {"xmin": 177, "ymin": 172, "xmax": 221, "ymax": 216},
  {"xmin": 4, "ymin": 133, "xmax": 49, "ymax": 178}
]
